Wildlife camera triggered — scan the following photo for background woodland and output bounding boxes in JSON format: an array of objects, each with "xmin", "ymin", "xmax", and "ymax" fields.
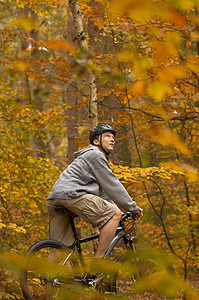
[{"xmin": 0, "ymin": 0, "xmax": 199, "ymax": 298}]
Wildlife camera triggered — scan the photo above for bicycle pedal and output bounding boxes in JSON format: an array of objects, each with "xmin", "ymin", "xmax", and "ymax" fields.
[
  {"xmin": 88, "ymin": 273, "xmax": 104, "ymax": 287},
  {"xmin": 80, "ymin": 273, "xmax": 104, "ymax": 288}
]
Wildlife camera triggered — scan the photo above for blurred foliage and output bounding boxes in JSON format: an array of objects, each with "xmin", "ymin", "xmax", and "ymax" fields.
[{"xmin": 0, "ymin": 249, "xmax": 198, "ymax": 299}]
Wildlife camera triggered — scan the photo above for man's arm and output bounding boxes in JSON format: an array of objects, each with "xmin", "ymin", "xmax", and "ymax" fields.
[{"xmin": 92, "ymin": 155, "xmax": 142, "ymax": 215}]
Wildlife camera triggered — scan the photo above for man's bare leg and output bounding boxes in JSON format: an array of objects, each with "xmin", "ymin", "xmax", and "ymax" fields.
[{"xmin": 95, "ymin": 209, "xmax": 122, "ymax": 258}]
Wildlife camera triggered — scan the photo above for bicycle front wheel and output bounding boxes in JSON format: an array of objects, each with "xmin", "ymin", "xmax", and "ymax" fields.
[
  {"xmin": 110, "ymin": 249, "xmax": 175, "ymax": 298},
  {"xmin": 20, "ymin": 240, "xmax": 81, "ymax": 300}
]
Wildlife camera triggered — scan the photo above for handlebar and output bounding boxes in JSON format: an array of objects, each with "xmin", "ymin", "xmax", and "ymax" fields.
[{"xmin": 121, "ymin": 212, "xmax": 137, "ymax": 223}]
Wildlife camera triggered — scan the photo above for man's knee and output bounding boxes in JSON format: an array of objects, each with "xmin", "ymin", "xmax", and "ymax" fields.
[{"xmin": 113, "ymin": 208, "xmax": 122, "ymax": 221}]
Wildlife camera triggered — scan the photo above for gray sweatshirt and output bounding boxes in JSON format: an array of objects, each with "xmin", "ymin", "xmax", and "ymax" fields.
[{"xmin": 47, "ymin": 145, "xmax": 141, "ymax": 214}]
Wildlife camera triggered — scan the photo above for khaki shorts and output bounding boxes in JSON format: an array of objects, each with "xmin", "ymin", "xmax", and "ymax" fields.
[{"xmin": 46, "ymin": 194, "xmax": 118, "ymax": 246}]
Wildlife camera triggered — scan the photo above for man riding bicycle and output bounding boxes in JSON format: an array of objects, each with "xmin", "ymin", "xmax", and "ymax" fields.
[{"xmin": 47, "ymin": 124, "xmax": 143, "ymax": 259}]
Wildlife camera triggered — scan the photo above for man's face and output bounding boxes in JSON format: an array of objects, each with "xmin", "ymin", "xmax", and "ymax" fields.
[{"xmin": 94, "ymin": 131, "xmax": 115, "ymax": 153}]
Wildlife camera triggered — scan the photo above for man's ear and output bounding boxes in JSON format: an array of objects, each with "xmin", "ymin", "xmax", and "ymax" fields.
[{"xmin": 93, "ymin": 138, "xmax": 99, "ymax": 146}]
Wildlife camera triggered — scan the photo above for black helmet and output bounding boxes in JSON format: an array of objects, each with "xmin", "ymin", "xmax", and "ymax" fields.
[{"xmin": 89, "ymin": 124, "xmax": 116, "ymax": 145}]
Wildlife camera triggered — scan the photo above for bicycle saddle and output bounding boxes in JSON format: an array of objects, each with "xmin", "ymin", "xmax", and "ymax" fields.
[
  {"xmin": 54, "ymin": 205, "xmax": 71, "ymax": 214},
  {"xmin": 54, "ymin": 205, "xmax": 78, "ymax": 218}
]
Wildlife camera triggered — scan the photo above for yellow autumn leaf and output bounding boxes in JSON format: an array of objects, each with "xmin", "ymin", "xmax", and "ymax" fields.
[
  {"xmin": 133, "ymin": 57, "xmax": 153, "ymax": 80},
  {"xmin": 117, "ymin": 50, "xmax": 135, "ymax": 62},
  {"xmin": 147, "ymin": 81, "xmax": 173, "ymax": 101},
  {"xmin": 181, "ymin": 164, "xmax": 199, "ymax": 182},
  {"xmin": 165, "ymin": 31, "xmax": 182, "ymax": 48},
  {"xmin": 167, "ymin": 8, "xmax": 186, "ymax": 28},
  {"xmin": 131, "ymin": 81, "xmax": 146, "ymax": 97},
  {"xmin": 45, "ymin": 40, "xmax": 76, "ymax": 53},
  {"xmin": 7, "ymin": 60, "xmax": 31, "ymax": 72},
  {"xmin": 9, "ymin": 16, "xmax": 39, "ymax": 31},
  {"xmin": 165, "ymin": 162, "xmax": 198, "ymax": 182},
  {"xmin": 149, "ymin": 127, "xmax": 191, "ymax": 156},
  {"xmin": 157, "ymin": 66, "xmax": 186, "ymax": 83},
  {"xmin": 185, "ymin": 54, "xmax": 199, "ymax": 75},
  {"xmin": 129, "ymin": 4, "xmax": 153, "ymax": 23},
  {"xmin": 110, "ymin": 0, "xmax": 153, "ymax": 22},
  {"xmin": 13, "ymin": 62, "xmax": 30, "ymax": 72},
  {"xmin": 175, "ymin": 0, "xmax": 197, "ymax": 10},
  {"xmin": 165, "ymin": 161, "xmax": 184, "ymax": 173},
  {"xmin": 152, "ymin": 41, "xmax": 175, "ymax": 64}
]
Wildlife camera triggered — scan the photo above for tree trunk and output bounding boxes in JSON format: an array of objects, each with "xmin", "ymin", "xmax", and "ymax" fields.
[
  {"xmin": 19, "ymin": 7, "xmax": 46, "ymax": 158},
  {"xmin": 66, "ymin": 6, "xmax": 79, "ymax": 162},
  {"xmin": 68, "ymin": 0, "xmax": 98, "ymax": 129}
]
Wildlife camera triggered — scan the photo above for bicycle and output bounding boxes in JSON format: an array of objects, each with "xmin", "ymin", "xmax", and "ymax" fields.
[{"xmin": 20, "ymin": 205, "xmax": 175, "ymax": 299}]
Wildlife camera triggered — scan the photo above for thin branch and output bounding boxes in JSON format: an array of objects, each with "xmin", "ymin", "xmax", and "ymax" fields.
[
  {"xmin": 150, "ymin": 179, "xmax": 166, "ymax": 218},
  {"xmin": 98, "ymin": 100, "xmax": 199, "ymax": 122},
  {"xmin": 185, "ymin": 80, "xmax": 199, "ymax": 89},
  {"xmin": 177, "ymin": 81, "xmax": 199, "ymax": 121}
]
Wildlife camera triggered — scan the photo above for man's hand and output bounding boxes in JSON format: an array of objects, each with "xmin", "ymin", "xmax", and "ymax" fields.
[{"xmin": 133, "ymin": 208, "xmax": 143, "ymax": 219}]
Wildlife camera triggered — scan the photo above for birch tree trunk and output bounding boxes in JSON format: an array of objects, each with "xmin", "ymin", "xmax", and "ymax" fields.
[{"xmin": 68, "ymin": 0, "xmax": 98, "ymax": 129}]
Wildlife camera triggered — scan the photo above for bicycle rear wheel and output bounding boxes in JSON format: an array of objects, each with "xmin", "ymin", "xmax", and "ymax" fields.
[
  {"xmin": 110, "ymin": 249, "xmax": 175, "ymax": 297},
  {"xmin": 20, "ymin": 240, "xmax": 81, "ymax": 300}
]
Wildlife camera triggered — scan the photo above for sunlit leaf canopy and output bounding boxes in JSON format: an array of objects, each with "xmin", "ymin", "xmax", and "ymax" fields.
[{"xmin": 0, "ymin": 0, "xmax": 199, "ymax": 298}]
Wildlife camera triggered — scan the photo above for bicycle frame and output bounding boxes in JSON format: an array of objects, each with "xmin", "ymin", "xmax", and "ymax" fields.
[{"xmin": 67, "ymin": 211, "xmax": 136, "ymax": 274}]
